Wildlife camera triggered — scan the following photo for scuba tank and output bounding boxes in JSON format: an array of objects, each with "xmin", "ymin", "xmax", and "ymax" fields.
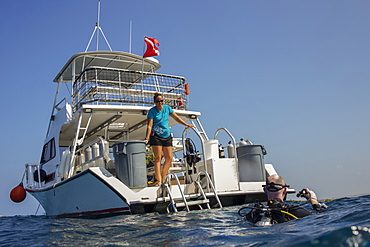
[
  {"xmin": 92, "ymin": 143, "xmax": 100, "ymax": 158},
  {"xmin": 238, "ymin": 201, "xmax": 273, "ymax": 227},
  {"xmin": 85, "ymin": 146, "xmax": 92, "ymax": 161},
  {"xmin": 219, "ymin": 144, "xmax": 225, "ymax": 158},
  {"xmin": 239, "ymin": 137, "xmax": 248, "ymax": 146},
  {"xmin": 227, "ymin": 141, "xmax": 235, "ymax": 158},
  {"xmin": 254, "ymin": 207, "xmax": 273, "ymax": 227}
]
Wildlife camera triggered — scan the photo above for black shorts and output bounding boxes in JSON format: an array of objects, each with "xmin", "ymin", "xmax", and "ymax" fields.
[{"xmin": 149, "ymin": 134, "xmax": 173, "ymax": 147}]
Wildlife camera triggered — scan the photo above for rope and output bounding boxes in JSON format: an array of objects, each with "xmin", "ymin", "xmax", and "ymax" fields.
[{"xmin": 35, "ymin": 203, "xmax": 41, "ymax": 216}]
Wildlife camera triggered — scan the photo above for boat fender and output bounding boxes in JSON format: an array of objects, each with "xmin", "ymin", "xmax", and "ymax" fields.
[
  {"xmin": 10, "ymin": 182, "xmax": 26, "ymax": 203},
  {"xmin": 33, "ymin": 169, "xmax": 47, "ymax": 183},
  {"xmin": 62, "ymin": 149, "xmax": 72, "ymax": 179},
  {"xmin": 185, "ymin": 83, "xmax": 190, "ymax": 95}
]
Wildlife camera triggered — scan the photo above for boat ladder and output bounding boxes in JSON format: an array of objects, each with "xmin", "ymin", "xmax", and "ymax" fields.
[
  {"xmin": 160, "ymin": 172, "xmax": 223, "ymax": 213},
  {"xmin": 190, "ymin": 118, "xmax": 209, "ymax": 141},
  {"xmin": 68, "ymin": 111, "xmax": 93, "ymax": 177}
]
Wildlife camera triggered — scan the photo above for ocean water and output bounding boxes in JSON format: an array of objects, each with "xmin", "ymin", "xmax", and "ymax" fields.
[{"xmin": 1, "ymin": 195, "xmax": 370, "ymax": 247}]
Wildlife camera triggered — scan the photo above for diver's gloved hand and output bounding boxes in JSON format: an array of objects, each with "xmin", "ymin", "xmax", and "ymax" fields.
[{"xmin": 297, "ymin": 188, "xmax": 319, "ymax": 205}]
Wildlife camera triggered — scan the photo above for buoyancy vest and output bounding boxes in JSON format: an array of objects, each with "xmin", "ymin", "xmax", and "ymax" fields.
[{"xmin": 243, "ymin": 199, "xmax": 313, "ymax": 225}]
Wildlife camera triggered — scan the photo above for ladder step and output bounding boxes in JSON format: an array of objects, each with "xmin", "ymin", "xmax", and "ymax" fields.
[{"xmin": 175, "ymin": 199, "xmax": 209, "ymax": 208}]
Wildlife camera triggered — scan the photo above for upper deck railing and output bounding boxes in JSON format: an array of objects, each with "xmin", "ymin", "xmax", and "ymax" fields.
[{"xmin": 72, "ymin": 66, "xmax": 188, "ymax": 112}]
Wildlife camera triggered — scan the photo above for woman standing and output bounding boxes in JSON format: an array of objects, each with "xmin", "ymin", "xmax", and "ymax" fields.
[{"xmin": 145, "ymin": 93, "xmax": 194, "ymax": 186}]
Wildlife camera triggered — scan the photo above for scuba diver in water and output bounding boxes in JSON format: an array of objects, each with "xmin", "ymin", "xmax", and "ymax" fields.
[{"xmin": 239, "ymin": 175, "xmax": 327, "ymax": 226}]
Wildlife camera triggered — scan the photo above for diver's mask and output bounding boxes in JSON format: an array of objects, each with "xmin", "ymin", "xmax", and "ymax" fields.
[{"xmin": 263, "ymin": 182, "xmax": 290, "ymax": 192}]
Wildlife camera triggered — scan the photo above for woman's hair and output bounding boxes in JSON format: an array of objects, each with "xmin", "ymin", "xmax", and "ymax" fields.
[{"xmin": 154, "ymin": 92, "xmax": 163, "ymax": 102}]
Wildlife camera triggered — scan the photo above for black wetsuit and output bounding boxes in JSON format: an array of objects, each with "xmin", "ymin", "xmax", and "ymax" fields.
[{"xmin": 245, "ymin": 198, "xmax": 326, "ymax": 224}]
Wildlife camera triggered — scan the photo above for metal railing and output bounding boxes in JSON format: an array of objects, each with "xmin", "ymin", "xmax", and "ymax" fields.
[
  {"xmin": 214, "ymin": 127, "xmax": 238, "ymax": 162},
  {"xmin": 68, "ymin": 137, "xmax": 108, "ymax": 178},
  {"xmin": 72, "ymin": 67, "xmax": 188, "ymax": 112},
  {"xmin": 24, "ymin": 163, "xmax": 43, "ymax": 189},
  {"xmin": 162, "ymin": 171, "xmax": 222, "ymax": 213},
  {"xmin": 195, "ymin": 170, "xmax": 223, "ymax": 208}
]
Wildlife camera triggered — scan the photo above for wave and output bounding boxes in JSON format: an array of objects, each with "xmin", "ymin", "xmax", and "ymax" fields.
[
  {"xmin": 287, "ymin": 226, "xmax": 370, "ymax": 247},
  {"xmin": 0, "ymin": 194, "xmax": 369, "ymax": 246},
  {"xmin": 283, "ymin": 194, "xmax": 370, "ymax": 246}
]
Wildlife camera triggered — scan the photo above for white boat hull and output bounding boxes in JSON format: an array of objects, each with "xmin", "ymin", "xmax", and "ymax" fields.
[
  {"xmin": 27, "ymin": 168, "xmax": 131, "ymax": 217},
  {"xmin": 26, "ymin": 167, "xmax": 280, "ymax": 218}
]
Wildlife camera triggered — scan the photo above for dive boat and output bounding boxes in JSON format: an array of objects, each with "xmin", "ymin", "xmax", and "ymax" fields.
[
  {"xmin": 17, "ymin": 49, "xmax": 293, "ymax": 218},
  {"xmin": 13, "ymin": 8, "xmax": 294, "ymax": 218}
]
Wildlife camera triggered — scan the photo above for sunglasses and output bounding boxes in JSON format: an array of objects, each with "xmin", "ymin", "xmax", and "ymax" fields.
[
  {"xmin": 155, "ymin": 100, "xmax": 164, "ymax": 103},
  {"xmin": 262, "ymin": 182, "xmax": 290, "ymax": 192}
]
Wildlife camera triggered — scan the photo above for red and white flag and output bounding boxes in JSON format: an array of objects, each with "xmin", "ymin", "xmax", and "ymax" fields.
[{"xmin": 143, "ymin": 36, "xmax": 160, "ymax": 58}]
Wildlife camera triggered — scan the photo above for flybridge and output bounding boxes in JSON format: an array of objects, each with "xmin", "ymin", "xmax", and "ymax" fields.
[
  {"xmin": 51, "ymin": 51, "xmax": 188, "ymax": 113},
  {"xmin": 72, "ymin": 65, "xmax": 188, "ymax": 112}
]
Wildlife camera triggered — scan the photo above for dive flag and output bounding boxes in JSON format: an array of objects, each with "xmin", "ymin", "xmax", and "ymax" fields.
[{"xmin": 143, "ymin": 36, "xmax": 160, "ymax": 58}]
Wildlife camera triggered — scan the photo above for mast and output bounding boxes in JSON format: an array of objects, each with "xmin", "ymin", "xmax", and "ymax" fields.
[
  {"xmin": 96, "ymin": 0, "xmax": 101, "ymax": 50},
  {"xmin": 85, "ymin": 0, "xmax": 113, "ymax": 52}
]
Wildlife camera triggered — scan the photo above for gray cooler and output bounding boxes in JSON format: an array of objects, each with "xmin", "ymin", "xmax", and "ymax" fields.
[
  {"xmin": 236, "ymin": 145, "xmax": 266, "ymax": 182},
  {"xmin": 113, "ymin": 141, "xmax": 147, "ymax": 188}
]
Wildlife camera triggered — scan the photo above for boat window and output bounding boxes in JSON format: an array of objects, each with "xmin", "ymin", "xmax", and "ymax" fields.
[{"xmin": 40, "ymin": 138, "xmax": 56, "ymax": 164}]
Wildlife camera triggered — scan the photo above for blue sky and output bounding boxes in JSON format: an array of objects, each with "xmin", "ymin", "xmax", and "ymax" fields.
[{"xmin": 1, "ymin": 1, "xmax": 369, "ymax": 216}]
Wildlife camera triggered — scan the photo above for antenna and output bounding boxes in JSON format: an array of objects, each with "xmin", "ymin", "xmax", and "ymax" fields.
[
  {"xmin": 85, "ymin": 0, "xmax": 113, "ymax": 52},
  {"xmin": 129, "ymin": 20, "xmax": 132, "ymax": 53}
]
